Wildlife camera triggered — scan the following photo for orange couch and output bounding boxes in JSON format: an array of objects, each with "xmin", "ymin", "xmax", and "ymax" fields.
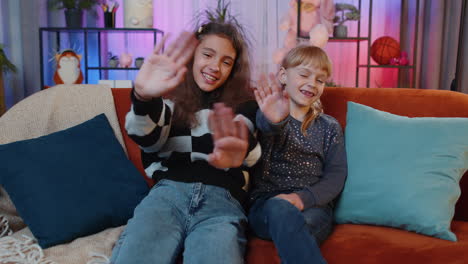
[{"xmin": 111, "ymin": 87, "xmax": 468, "ymax": 264}]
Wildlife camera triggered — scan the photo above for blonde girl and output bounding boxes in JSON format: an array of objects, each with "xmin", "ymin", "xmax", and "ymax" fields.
[{"xmin": 249, "ymin": 45, "xmax": 347, "ymax": 264}]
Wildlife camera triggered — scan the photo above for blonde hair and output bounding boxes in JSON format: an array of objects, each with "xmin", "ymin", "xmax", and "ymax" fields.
[{"xmin": 281, "ymin": 45, "xmax": 332, "ymax": 135}]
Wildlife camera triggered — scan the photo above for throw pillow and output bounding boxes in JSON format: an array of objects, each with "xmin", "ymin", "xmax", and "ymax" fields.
[
  {"xmin": 0, "ymin": 114, "xmax": 149, "ymax": 248},
  {"xmin": 334, "ymin": 102, "xmax": 468, "ymax": 241}
]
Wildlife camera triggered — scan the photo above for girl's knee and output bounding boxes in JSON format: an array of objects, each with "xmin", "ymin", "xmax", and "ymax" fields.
[{"xmin": 264, "ymin": 197, "xmax": 302, "ymax": 218}]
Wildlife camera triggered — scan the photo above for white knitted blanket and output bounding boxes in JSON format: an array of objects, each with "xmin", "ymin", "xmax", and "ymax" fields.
[{"xmin": 0, "ymin": 84, "xmax": 125, "ymax": 264}]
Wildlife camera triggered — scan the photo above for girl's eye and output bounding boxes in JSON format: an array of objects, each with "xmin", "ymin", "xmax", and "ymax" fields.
[
  {"xmin": 317, "ymin": 79, "xmax": 325, "ymax": 84},
  {"xmin": 203, "ymin": 53, "xmax": 212, "ymax": 58},
  {"xmin": 223, "ymin": 61, "xmax": 232, "ymax": 66},
  {"xmin": 300, "ymin": 74, "xmax": 308, "ymax": 78}
]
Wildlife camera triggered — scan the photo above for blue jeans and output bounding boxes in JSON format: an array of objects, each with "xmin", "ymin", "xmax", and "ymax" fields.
[
  {"xmin": 110, "ymin": 179, "xmax": 247, "ymax": 264},
  {"xmin": 248, "ymin": 196, "xmax": 333, "ymax": 264}
]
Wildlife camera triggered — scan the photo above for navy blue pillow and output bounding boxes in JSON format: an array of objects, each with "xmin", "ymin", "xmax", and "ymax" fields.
[{"xmin": 0, "ymin": 114, "xmax": 149, "ymax": 248}]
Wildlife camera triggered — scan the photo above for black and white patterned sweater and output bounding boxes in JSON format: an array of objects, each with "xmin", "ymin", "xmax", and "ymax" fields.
[{"xmin": 125, "ymin": 91, "xmax": 261, "ymax": 204}]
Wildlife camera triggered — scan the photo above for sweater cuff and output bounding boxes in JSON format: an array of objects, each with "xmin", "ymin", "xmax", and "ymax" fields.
[
  {"xmin": 130, "ymin": 88, "xmax": 163, "ymax": 115},
  {"xmin": 269, "ymin": 115, "xmax": 290, "ymax": 127},
  {"xmin": 296, "ymin": 189, "xmax": 316, "ymax": 210},
  {"xmin": 267, "ymin": 115, "xmax": 291, "ymax": 133}
]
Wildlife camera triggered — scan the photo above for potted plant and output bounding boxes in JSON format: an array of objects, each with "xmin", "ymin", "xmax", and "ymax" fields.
[
  {"xmin": 333, "ymin": 3, "xmax": 361, "ymax": 38},
  {"xmin": 0, "ymin": 44, "xmax": 17, "ymax": 116},
  {"xmin": 48, "ymin": 0, "xmax": 101, "ymax": 28}
]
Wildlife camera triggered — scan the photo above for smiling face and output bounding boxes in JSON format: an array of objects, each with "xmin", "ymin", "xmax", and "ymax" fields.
[
  {"xmin": 192, "ymin": 34, "xmax": 237, "ymax": 92},
  {"xmin": 279, "ymin": 63, "xmax": 327, "ymax": 119}
]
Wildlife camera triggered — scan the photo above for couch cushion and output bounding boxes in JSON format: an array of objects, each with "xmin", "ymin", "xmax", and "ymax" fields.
[
  {"xmin": 321, "ymin": 87, "xmax": 468, "ymax": 222},
  {"xmin": 321, "ymin": 221, "xmax": 468, "ymax": 264},
  {"xmin": 245, "ymin": 236, "xmax": 280, "ymax": 264},
  {"xmin": 0, "ymin": 114, "xmax": 149, "ymax": 248},
  {"xmin": 334, "ymin": 102, "xmax": 468, "ymax": 241},
  {"xmin": 246, "ymin": 221, "xmax": 468, "ymax": 264}
]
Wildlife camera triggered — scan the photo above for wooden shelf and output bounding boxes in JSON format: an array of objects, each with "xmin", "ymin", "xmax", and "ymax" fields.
[
  {"xmin": 87, "ymin": 67, "xmax": 141, "ymax": 70},
  {"xmin": 39, "ymin": 27, "xmax": 164, "ymax": 88},
  {"xmin": 300, "ymin": 36, "xmax": 369, "ymax": 42},
  {"xmin": 296, "ymin": 0, "xmax": 420, "ymax": 88},
  {"xmin": 359, "ymin": 65, "xmax": 415, "ymax": 69}
]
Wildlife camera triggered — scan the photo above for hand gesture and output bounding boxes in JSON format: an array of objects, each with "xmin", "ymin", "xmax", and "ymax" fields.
[
  {"xmin": 208, "ymin": 103, "xmax": 249, "ymax": 169},
  {"xmin": 275, "ymin": 193, "xmax": 304, "ymax": 211},
  {"xmin": 254, "ymin": 73, "xmax": 289, "ymax": 123},
  {"xmin": 134, "ymin": 32, "xmax": 199, "ymax": 100}
]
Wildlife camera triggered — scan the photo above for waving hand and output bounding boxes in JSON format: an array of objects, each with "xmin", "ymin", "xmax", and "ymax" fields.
[
  {"xmin": 208, "ymin": 103, "xmax": 249, "ymax": 169},
  {"xmin": 254, "ymin": 73, "xmax": 289, "ymax": 123},
  {"xmin": 134, "ymin": 32, "xmax": 199, "ymax": 100}
]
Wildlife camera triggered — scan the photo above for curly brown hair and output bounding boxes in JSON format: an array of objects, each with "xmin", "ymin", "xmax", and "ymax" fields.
[{"xmin": 168, "ymin": 21, "xmax": 253, "ymax": 128}]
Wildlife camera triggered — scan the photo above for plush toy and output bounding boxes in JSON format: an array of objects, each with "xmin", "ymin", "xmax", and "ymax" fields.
[
  {"xmin": 389, "ymin": 51, "xmax": 409, "ymax": 66},
  {"xmin": 53, "ymin": 49, "xmax": 83, "ymax": 85},
  {"xmin": 273, "ymin": 0, "xmax": 335, "ymax": 64},
  {"xmin": 119, "ymin": 52, "xmax": 133, "ymax": 68}
]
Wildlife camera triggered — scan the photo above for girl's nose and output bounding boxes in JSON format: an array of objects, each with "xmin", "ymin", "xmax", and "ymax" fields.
[
  {"xmin": 307, "ymin": 79, "xmax": 316, "ymax": 87},
  {"xmin": 208, "ymin": 62, "xmax": 220, "ymax": 72}
]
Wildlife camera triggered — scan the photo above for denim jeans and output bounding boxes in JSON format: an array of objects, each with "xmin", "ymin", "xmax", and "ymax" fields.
[
  {"xmin": 248, "ymin": 196, "xmax": 333, "ymax": 264},
  {"xmin": 110, "ymin": 179, "xmax": 248, "ymax": 264}
]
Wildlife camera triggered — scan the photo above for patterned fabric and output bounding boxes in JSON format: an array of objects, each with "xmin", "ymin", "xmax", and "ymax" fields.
[
  {"xmin": 250, "ymin": 111, "xmax": 347, "ymax": 210},
  {"xmin": 125, "ymin": 90, "xmax": 261, "ymax": 204}
]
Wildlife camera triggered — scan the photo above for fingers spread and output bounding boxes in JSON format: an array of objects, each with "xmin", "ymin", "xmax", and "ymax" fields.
[
  {"xmin": 269, "ymin": 73, "xmax": 282, "ymax": 94},
  {"xmin": 164, "ymin": 32, "xmax": 183, "ymax": 57},
  {"xmin": 212, "ymin": 137, "xmax": 247, "ymax": 150},
  {"xmin": 236, "ymin": 119, "xmax": 248, "ymax": 141},
  {"xmin": 164, "ymin": 67, "xmax": 187, "ymax": 95},
  {"xmin": 165, "ymin": 32, "xmax": 195, "ymax": 59},
  {"xmin": 145, "ymin": 53, "xmax": 160, "ymax": 65},
  {"xmin": 174, "ymin": 35, "xmax": 199, "ymax": 67},
  {"xmin": 153, "ymin": 33, "xmax": 170, "ymax": 55},
  {"xmin": 259, "ymin": 74, "xmax": 273, "ymax": 96},
  {"xmin": 208, "ymin": 110, "xmax": 221, "ymax": 142},
  {"xmin": 258, "ymin": 89, "xmax": 267, "ymax": 103},
  {"xmin": 216, "ymin": 103, "xmax": 235, "ymax": 138},
  {"xmin": 253, "ymin": 89, "xmax": 263, "ymax": 105}
]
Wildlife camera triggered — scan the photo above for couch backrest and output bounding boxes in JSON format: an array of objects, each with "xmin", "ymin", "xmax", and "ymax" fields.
[
  {"xmin": 111, "ymin": 88, "xmax": 154, "ymax": 187},
  {"xmin": 112, "ymin": 87, "xmax": 468, "ymax": 221}
]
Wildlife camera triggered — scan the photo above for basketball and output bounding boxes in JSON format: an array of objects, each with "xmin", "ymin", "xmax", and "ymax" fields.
[{"xmin": 370, "ymin": 36, "xmax": 401, "ymax": 65}]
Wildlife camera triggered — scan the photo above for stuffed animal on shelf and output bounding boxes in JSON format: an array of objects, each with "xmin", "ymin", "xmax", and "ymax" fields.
[
  {"xmin": 273, "ymin": 0, "xmax": 335, "ymax": 64},
  {"xmin": 119, "ymin": 52, "xmax": 133, "ymax": 68},
  {"xmin": 53, "ymin": 49, "xmax": 83, "ymax": 85},
  {"xmin": 389, "ymin": 51, "xmax": 409, "ymax": 66}
]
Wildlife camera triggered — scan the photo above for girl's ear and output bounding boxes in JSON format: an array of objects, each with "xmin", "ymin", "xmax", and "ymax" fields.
[{"xmin": 278, "ymin": 67, "xmax": 287, "ymax": 85}]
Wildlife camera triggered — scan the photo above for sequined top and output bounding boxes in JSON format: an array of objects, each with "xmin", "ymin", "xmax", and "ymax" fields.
[{"xmin": 250, "ymin": 110, "xmax": 348, "ymax": 210}]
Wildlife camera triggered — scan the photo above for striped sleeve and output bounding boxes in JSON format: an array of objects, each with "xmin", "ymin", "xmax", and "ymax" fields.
[
  {"xmin": 125, "ymin": 90, "xmax": 174, "ymax": 153},
  {"xmin": 235, "ymin": 100, "xmax": 261, "ymax": 168}
]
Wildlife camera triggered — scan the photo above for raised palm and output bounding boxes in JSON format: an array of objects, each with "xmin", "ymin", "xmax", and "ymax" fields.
[
  {"xmin": 134, "ymin": 32, "xmax": 199, "ymax": 99},
  {"xmin": 254, "ymin": 73, "xmax": 290, "ymax": 123},
  {"xmin": 208, "ymin": 103, "xmax": 249, "ymax": 169}
]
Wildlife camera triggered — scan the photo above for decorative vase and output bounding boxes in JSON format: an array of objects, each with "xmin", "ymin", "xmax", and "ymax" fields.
[
  {"xmin": 108, "ymin": 56, "xmax": 119, "ymax": 68},
  {"xmin": 333, "ymin": 25, "xmax": 348, "ymax": 38},
  {"xmin": 64, "ymin": 9, "xmax": 83, "ymax": 28},
  {"xmin": 135, "ymin": 57, "xmax": 144, "ymax": 68},
  {"xmin": 124, "ymin": 0, "xmax": 154, "ymax": 28}
]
